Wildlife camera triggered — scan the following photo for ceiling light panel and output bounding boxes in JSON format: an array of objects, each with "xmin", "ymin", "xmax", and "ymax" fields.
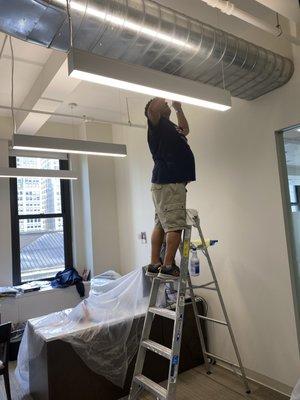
[
  {"xmin": 68, "ymin": 49, "xmax": 231, "ymax": 112},
  {"xmin": 12, "ymin": 134, "xmax": 127, "ymax": 158},
  {"xmin": 0, "ymin": 167, "xmax": 77, "ymax": 180}
]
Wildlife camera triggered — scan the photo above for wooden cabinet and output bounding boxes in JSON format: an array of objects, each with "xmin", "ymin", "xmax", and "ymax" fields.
[{"xmin": 29, "ymin": 299, "xmax": 207, "ymax": 400}]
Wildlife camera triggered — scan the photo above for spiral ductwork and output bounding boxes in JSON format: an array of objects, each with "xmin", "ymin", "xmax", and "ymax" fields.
[{"xmin": 0, "ymin": 0, "xmax": 294, "ymax": 100}]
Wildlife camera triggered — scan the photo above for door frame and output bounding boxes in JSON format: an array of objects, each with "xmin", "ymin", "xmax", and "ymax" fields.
[{"xmin": 275, "ymin": 124, "xmax": 300, "ymax": 352}]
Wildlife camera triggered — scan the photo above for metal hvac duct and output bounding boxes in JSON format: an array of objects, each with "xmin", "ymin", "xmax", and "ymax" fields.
[{"xmin": 0, "ymin": 0, "xmax": 294, "ymax": 100}]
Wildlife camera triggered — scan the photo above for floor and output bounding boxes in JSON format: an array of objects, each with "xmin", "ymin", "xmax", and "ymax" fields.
[
  {"xmin": 139, "ymin": 366, "xmax": 289, "ymax": 400},
  {"xmin": 1, "ymin": 362, "xmax": 288, "ymax": 400}
]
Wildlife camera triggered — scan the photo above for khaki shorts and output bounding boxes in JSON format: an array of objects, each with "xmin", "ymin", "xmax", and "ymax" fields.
[{"xmin": 151, "ymin": 183, "xmax": 187, "ymax": 232}]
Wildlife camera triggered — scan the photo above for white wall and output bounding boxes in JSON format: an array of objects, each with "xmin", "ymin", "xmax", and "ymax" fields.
[{"xmin": 112, "ymin": 45, "xmax": 300, "ymax": 391}]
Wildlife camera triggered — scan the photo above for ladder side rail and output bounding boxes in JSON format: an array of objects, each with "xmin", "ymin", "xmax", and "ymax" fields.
[
  {"xmin": 128, "ymin": 386, "xmax": 143, "ymax": 400},
  {"xmin": 166, "ymin": 226, "xmax": 191, "ymax": 399},
  {"xmin": 129, "ymin": 278, "xmax": 161, "ymax": 399},
  {"xmin": 186, "ymin": 273, "xmax": 211, "ymax": 374},
  {"xmin": 194, "ymin": 217, "xmax": 251, "ymax": 393}
]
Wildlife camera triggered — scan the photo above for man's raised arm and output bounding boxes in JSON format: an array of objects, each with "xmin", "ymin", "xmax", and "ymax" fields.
[{"xmin": 172, "ymin": 101, "xmax": 189, "ymax": 136}]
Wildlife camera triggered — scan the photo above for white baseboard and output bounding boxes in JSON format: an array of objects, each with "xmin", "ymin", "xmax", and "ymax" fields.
[{"xmin": 217, "ymin": 361, "xmax": 292, "ymax": 397}]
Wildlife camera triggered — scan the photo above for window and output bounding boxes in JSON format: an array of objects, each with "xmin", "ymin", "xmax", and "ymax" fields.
[
  {"xmin": 288, "ymin": 182, "xmax": 300, "ymax": 212},
  {"xmin": 10, "ymin": 156, "xmax": 73, "ymax": 284}
]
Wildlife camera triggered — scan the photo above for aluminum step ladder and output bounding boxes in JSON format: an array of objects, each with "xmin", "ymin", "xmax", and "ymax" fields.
[{"xmin": 128, "ymin": 209, "xmax": 251, "ymax": 399}]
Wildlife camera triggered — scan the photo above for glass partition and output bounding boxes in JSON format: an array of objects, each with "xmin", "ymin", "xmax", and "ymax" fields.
[{"xmin": 276, "ymin": 125, "xmax": 300, "ymax": 344}]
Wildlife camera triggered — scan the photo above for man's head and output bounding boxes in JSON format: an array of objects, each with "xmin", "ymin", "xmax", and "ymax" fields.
[{"xmin": 144, "ymin": 98, "xmax": 171, "ymax": 119}]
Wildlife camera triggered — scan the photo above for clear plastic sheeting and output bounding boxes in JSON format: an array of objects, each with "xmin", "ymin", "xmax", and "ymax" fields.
[
  {"xmin": 16, "ymin": 268, "xmax": 156, "ymax": 393},
  {"xmin": 291, "ymin": 379, "xmax": 300, "ymax": 400},
  {"xmin": 91, "ymin": 270, "xmax": 122, "ymax": 294}
]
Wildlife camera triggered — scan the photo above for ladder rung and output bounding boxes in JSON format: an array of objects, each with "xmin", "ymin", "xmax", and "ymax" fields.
[
  {"xmin": 156, "ymin": 276, "xmax": 180, "ymax": 283},
  {"xmin": 204, "ymin": 351, "xmax": 241, "ymax": 369},
  {"xmin": 149, "ymin": 307, "xmax": 176, "ymax": 320},
  {"xmin": 199, "ymin": 281, "xmax": 215, "ymax": 288},
  {"xmin": 134, "ymin": 374, "xmax": 167, "ymax": 399},
  {"xmin": 189, "ymin": 284, "xmax": 217, "ymax": 291},
  {"xmin": 142, "ymin": 340, "xmax": 172, "ymax": 359},
  {"xmin": 197, "ymin": 315, "xmax": 228, "ymax": 326}
]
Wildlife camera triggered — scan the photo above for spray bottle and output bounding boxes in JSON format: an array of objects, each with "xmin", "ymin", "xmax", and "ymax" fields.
[{"xmin": 190, "ymin": 248, "xmax": 200, "ymax": 276}]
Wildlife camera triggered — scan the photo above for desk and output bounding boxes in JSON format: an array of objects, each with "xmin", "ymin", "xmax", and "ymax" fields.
[{"xmin": 28, "ymin": 299, "xmax": 207, "ymax": 400}]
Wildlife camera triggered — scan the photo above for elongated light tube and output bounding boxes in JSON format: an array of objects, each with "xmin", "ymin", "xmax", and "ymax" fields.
[
  {"xmin": 0, "ymin": 167, "xmax": 77, "ymax": 180},
  {"xmin": 68, "ymin": 49, "xmax": 231, "ymax": 112},
  {"xmin": 12, "ymin": 134, "xmax": 127, "ymax": 158}
]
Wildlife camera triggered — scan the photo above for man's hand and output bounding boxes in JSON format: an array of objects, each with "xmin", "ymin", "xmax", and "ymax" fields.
[
  {"xmin": 172, "ymin": 101, "xmax": 182, "ymax": 112},
  {"xmin": 172, "ymin": 101, "xmax": 189, "ymax": 136}
]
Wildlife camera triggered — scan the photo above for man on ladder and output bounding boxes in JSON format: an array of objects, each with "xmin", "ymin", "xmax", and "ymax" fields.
[
  {"xmin": 128, "ymin": 98, "xmax": 251, "ymax": 399},
  {"xmin": 145, "ymin": 97, "xmax": 195, "ymax": 279}
]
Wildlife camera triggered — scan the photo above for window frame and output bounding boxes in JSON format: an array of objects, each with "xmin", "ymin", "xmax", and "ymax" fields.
[{"xmin": 9, "ymin": 156, "xmax": 73, "ymax": 285}]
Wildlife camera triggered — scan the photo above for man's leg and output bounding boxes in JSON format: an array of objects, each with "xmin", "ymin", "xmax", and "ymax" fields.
[
  {"xmin": 158, "ymin": 183, "xmax": 187, "ymax": 278},
  {"xmin": 164, "ymin": 230, "xmax": 182, "ymax": 266},
  {"xmin": 151, "ymin": 225, "xmax": 165, "ymax": 265}
]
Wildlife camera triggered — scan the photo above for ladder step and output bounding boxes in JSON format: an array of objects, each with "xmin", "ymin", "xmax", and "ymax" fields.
[
  {"xmin": 134, "ymin": 374, "xmax": 167, "ymax": 399},
  {"xmin": 191, "ymin": 281, "xmax": 217, "ymax": 290},
  {"xmin": 142, "ymin": 340, "xmax": 172, "ymax": 359},
  {"xmin": 198, "ymin": 315, "xmax": 228, "ymax": 326},
  {"xmin": 149, "ymin": 307, "xmax": 176, "ymax": 320}
]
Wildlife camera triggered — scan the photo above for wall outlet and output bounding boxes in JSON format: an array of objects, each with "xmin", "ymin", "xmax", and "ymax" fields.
[{"xmin": 139, "ymin": 232, "xmax": 147, "ymax": 244}]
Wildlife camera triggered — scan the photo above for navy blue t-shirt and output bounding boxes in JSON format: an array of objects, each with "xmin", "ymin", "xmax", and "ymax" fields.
[{"xmin": 147, "ymin": 117, "xmax": 196, "ymax": 184}]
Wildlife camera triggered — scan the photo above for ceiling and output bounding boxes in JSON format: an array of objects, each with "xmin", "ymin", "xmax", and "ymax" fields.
[
  {"xmin": 0, "ymin": 31, "xmax": 147, "ymax": 128},
  {"xmin": 0, "ymin": 32, "xmax": 51, "ymax": 115},
  {"xmin": 253, "ymin": 0, "xmax": 300, "ymax": 24},
  {"xmin": 0, "ymin": 0, "xmax": 298, "ymax": 134}
]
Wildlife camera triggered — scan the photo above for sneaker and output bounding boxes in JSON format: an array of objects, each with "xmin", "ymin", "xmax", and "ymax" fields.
[
  {"xmin": 158, "ymin": 265, "xmax": 180, "ymax": 280},
  {"xmin": 146, "ymin": 263, "xmax": 161, "ymax": 276}
]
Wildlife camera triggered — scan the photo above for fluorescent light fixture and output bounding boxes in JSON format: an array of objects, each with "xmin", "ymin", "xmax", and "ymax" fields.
[
  {"xmin": 12, "ymin": 134, "xmax": 127, "ymax": 157},
  {"xmin": 9, "ymin": 149, "xmax": 68, "ymax": 160},
  {"xmin": 0, "ymin": 167, "xmax": 77, "ymax": 180},
  {"xmin": 68, "ymin": 49, "xmax": 231, "ymax": 112}
]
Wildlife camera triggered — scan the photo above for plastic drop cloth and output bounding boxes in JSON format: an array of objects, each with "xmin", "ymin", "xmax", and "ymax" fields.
[
  {"xmin": 291, "ymin": 379, "xmax": 300, "ymax": 400},
  {"xmin": 16, "ymin": 268, "xmax": 163, "ymax": 394},
  {"xmin": 91, "ymin": 270, "xmax": 122, "ymax": 294}
]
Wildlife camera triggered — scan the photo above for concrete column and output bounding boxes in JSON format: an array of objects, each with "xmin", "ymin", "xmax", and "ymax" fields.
[
  {"xmin": 78, "ymin": 122, "xmax": 121, "ymax": 276},
  {"xmin": 70, "ymin": 123, "xmax": 95, "ymax": 275}
]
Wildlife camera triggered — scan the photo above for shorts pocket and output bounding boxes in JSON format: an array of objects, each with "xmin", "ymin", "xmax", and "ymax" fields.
[
  {"xmin": 151, "ymin": 184, "xmax": 163, "ymax": 191},
  {"xmin": 163, "ymin": 203, "xmax": 185, "ymax": 212},
  {"xmin": 162, "ymin": 203, "xmax": 186, "ymax": 231}
]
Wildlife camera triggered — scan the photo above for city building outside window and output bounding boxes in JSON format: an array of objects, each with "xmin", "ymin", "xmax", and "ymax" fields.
[{"xmin": 10, "ymin": 156, "xmax": 73, "ymax": 284}]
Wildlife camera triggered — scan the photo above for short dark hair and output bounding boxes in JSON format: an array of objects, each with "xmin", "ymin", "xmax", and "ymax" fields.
[{"xmin": 144, "ymin": 98, "xmax": 154, "ymax": 118}]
